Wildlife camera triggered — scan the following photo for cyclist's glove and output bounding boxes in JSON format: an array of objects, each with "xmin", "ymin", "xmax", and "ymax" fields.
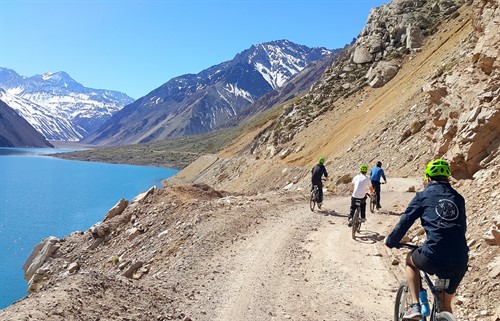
[{"xmin": 384, "ymin": 236, "xmax": 399, "ymax": 249}]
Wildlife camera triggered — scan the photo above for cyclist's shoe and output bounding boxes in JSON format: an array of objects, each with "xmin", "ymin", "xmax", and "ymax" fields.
[
  {"xmin": 360, "ymin": 218, "xmax": 366, "ymax": 223},
  {"xmin": 376, "ymin": 205, "xmax": 381, "ymax": 209},
  {"xmin": 318, "ymin": 203, "xmax": 322, "ymax": 209},
  {"xmin": 347, "ymin": 218, "xmax": 352, "ymax": 227},
  {"xmin": 403, "ymin": 304, "xmax": 422, "ymax": 320}
]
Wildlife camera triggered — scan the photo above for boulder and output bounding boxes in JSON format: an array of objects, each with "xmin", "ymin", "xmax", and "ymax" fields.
[
  {"xmin": 366, "ymin": 61, "xmax": 399, "ymax": 88},
  {"xmin": 132, "ymin": 186, "xmax": 157, "ymax": 204},
  {"xmin": 22, "ymin": 236, "xmax": 59, "ymax": 281},
  {"xmin": 103, "ymin": 198, "xmax": 129, "ymax": 221},
  {"xmin": 406, "ymin": 24, "xmax": 425, "ymax": 49},
  {"xmin": 352, "ymin": 46, "xmax": 374, "ymax": 64}
]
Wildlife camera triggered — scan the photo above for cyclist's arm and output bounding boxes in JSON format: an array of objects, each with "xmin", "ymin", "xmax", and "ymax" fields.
[{"xmin": 385, "ymin": 194, "xmax": 423, "ymax": 248}]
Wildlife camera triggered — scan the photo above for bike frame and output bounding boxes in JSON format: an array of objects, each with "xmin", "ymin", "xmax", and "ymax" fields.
[
  {"xmin": 395, "ymin": 244, "xmax": 455, "ymax": 321},
  {"xmin": 310, "ymin": 184, "xmax": 320, "ymax": 211}
]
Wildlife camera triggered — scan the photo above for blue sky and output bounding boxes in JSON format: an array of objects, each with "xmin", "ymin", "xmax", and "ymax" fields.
[{"xmin": 0, "ymin": 0, "xmax": 389, "ymax": 99}]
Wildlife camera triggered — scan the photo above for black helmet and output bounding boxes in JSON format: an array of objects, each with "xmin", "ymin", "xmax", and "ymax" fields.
[{"xmin": 376, "ymin": 161, "xmax": 382, "ymax": 167}]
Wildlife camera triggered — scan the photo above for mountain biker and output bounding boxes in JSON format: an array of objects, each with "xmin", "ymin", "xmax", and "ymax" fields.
[
  {"xmin": 348, "ymin": 164, "xmax": 373, "ymax": 226},
  {"xmin": 370, "ymin": 161, "xmax": 387, "ymax": 209},
  {"xmin": 311, "ymin": 157, "xmax": 329, "ymax": 207},
  {"xmin": 385, "ymin": 159, "xmax": 468, "ymax": 320}
]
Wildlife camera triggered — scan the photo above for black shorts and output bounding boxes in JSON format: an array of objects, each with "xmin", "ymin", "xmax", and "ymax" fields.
[{"xmin": 411, "ymin": 248, "xmax": 467, "ymax": 294}]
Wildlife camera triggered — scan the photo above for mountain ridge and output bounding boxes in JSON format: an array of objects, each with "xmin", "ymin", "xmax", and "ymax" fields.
[{"xmin": 83, "ymin": 40, "xmax": 337, "ymax": 146}]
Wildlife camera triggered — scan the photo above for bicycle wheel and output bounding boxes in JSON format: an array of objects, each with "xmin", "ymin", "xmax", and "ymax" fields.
[
  {"xmin": 394, "ymin": 283, "xmax": 410, "ymax": 321},
  {"xmin": 435, "ymin": 311, "xmax": 457, "ymax": 321},
  {"xmin": 351, "ymin": 208, "xmax": 360, "ymax": 239},
  {"xmin": 309, "ymin": 190, "xmax": 316, "ymax": 211},
  {"xmin": 370, "ymin": 196, "xmax": 375, "ymax": 213}
]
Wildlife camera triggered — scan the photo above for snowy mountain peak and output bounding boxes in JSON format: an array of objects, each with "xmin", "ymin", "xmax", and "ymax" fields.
[
  {"xmin": 0, "ymin": 67, "xmax": 134, "ymax": 141},
  {"xmin": 243, "ymin": 40, "xmax": 332, "ymax": 89}
]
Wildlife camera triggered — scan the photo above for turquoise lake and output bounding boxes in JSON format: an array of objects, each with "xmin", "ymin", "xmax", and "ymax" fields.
[{"xmin": 0, "ymin": 147, "xmax": 178, "ymax": 309}]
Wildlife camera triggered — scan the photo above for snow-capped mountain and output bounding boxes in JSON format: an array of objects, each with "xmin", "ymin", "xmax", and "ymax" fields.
[
  {"xmin": 0, "ymin": 68, "xmax": 134, "ymax": 141},
  {"xmin": 0, "ymin": 96, "xmax": 54, "ymax": 148},
  {"xmin": 85, "ymin": 40, "xmax": 333, "ymax": 146}
]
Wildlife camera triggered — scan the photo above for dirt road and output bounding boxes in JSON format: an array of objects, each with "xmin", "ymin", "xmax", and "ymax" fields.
[{"xmin": 182, "ymin": 178, "xmax": 420, "ymax": 321}]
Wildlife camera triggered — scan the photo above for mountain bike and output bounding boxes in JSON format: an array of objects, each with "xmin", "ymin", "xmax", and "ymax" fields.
[
  {"xmin": 351, "ymin": 193, "xmax": 369, "ymax": 239},
  {"xmin": 394, "ymin": 243, "xmax": 457, "ymax": 321},
  {"xmin": 310, "ymin": 179, "xmax": 326, "ymax": 211},
  {"xmin": 310, "ymin": 184, "xmax": 320, "ymax": 211},
  {"xmin": 370, "ymin": 182, "xmax": 385, "ymax": 213}
]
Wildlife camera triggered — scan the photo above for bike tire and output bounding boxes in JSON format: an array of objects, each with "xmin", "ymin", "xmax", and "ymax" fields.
[
  {"xmin": 394, "ymin": 283, "xmax": 410, "ymax": 321},
  {"xmin": 435, "ymin": 311, "xmax": 457, "ymax": 321},
  {"xmin": 370, "ymin": 196, "xmax": 375, "ymax": 213},
  {"xmin": 309, "ymin": 191, "xmax": 316, "ymax": 211},
  {"xmin": 351, "ymin": 208, "xmax": 360, "ymax": 239}
]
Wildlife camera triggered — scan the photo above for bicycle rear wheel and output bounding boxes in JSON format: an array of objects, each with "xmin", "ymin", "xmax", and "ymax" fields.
[
  {"xmin": 435, "ymin": 311, "xmax": 457, "ymax": 321},
  {"xmin": 351, "ymin": 208, "xmax": 360, "ymax": 239},
  {"xmin": 394, "ymin": 283, "xmax": 410, "ymax": 321},
  {"xmin": 370, "ymin": 196, "xmax": 376, "ymax": 213},
  {"xmin": 309, "ymin": 190, "xmax": 316, "ymax": 211}
]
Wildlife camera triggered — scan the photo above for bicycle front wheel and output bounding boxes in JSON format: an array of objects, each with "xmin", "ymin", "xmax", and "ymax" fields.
[
  {"xmin": 310, "ymin": 191, "xmax": 316, "ymax": 211},
  {"xmin": 394, "ymin": 283, "xmax": 410, "ymax": 321},
  {"xmin": 435, "ymin": 312, "xmax": 457, "ymax": 321}
]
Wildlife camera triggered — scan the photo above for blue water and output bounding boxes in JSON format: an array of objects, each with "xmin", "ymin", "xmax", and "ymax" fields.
[{"xmin": 0, "ymin": 147, "xmax": 178, "ymax": 309}]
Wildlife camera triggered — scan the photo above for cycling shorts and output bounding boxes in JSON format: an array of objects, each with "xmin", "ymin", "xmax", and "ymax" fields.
[{"xmin": 411, "ymin": 248, "xmax": 467, "ymax": 294}]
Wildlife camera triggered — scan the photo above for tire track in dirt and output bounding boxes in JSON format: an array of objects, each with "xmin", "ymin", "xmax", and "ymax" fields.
[{"xmin": 199, "ymin": 179, "xmax": 418, "ymax": 321}]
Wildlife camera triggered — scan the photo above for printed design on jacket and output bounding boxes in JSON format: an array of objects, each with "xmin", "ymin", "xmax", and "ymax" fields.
[{"xmin": 435, "ymin": 199, "xmax": 459, "ymax": 221}]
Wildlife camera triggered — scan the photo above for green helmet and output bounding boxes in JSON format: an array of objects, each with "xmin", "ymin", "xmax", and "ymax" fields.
[
  {"xmin": 319, "ymin": 157, "xmax": 325, "ymax": 164},
  {"xmin": 424, "ymin": 159, "xmax": 451, "ymax": 178},
  {"xmin": 360, "ymin": 164, "xmax": 368, "ymax": 173}
]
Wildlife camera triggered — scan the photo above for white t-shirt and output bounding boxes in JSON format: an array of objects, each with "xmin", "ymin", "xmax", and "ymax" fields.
[{"xmin": 352, "ymin": 174, "xmax": 372, "ymax": 198}]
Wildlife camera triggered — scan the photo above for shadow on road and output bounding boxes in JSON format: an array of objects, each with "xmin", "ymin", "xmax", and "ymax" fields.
[
  {"xmin": 354, "ymin": 229, "xmax": 385, "ymax": 244},
  {"xmin": 314, "ymin": 208, "xmax": 349, "ymax": 218}
]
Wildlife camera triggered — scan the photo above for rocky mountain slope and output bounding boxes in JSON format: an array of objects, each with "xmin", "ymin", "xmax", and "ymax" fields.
[
  {"xmin": 0, "ymin": 68, "xmax": 134, "ymax": 141},
  {"xmin": 0, "ymin": 0, "xmax": 498, "ymax": 320},
  {"xmin": 83, "ymin": 40, "xmax": 335, "ymax": 146},
  {"xmin": 0, "ymin": 99, "xmax": 54, "ymax": 147}
]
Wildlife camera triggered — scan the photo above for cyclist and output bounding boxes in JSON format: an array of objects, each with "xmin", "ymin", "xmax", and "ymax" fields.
[
  {"xmin": 370, "ymin": 161, "xmax": 387, "ymax": 209},
  {"xmin": 385, "ymin": 159, "xmax": 468, "ymax": 320},
  {"xmin": 348, "ymin": 164, "xmax": 373, "ymax": 226},
  {"xmin": 311, "ymin": 157, "xmax": 329, "ymax": 207}
]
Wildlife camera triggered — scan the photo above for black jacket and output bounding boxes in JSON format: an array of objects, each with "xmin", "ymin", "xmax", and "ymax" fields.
[
  {"xmin": 311, "ymin": 164, "xmax": 328, "ymax": 184},
  {"xmin": 386, "ymin": 181, "xmax": 468, "ymax": 267}
]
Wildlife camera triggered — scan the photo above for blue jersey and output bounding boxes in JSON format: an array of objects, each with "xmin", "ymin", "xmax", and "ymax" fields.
[{"xmin": 370, "ymin": 167, "xmax": 386, "ymax": 182}]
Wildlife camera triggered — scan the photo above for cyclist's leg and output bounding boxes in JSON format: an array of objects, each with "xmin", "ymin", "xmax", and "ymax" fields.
[
  {"xmin": 405, "ymin": 251, "xmax": 421, "ymax": 306},
  {"xmin": 348, "ymin": 197, "xmax": 356, "ymax": 222},
  {"xmin": 442, "ymin": 293, "xmax": 454, "ymax": 314},
  {"xmin": 440, "ymin": 265, "xmax": 467, "ymax": 314},
  {"xmin": 372, "ymin": 180, "xmax": 381, "ymax": 207},
  {"xmin": 360, "ymin": 201, "xmax": 367, "ymax": 220},
  {"xmin": 318, "ymin": 183, "xmax": 323, "ymax": 203}
]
